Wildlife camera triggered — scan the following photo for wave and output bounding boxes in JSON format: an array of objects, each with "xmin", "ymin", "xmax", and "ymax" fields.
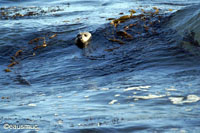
[
  {"xmin": 166, "ymin": 4, "xmax": 200, "ymax": 55},
  {"xmin": 1, "ymin": 3, "xmax": 200, "ymax": 76}
]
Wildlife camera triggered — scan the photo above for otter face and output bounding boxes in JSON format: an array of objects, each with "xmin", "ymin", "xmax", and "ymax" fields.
[{"xmin": 75, "ymin": 32, "xmax": 92, "ymax": 49}]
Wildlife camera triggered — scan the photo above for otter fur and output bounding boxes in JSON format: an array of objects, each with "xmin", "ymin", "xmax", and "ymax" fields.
[{"xmin": 75, "ymin": 32, "xmax": 92, "ymax": 49}]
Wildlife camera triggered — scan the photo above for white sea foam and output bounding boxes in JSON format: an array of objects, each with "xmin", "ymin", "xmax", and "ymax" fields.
[
  {"xmin": 109, "ymin": 100, "xmax": 118, "ymax": 105},
  {"xmin": 114, "ymin": 94, "xmax": 120, "ymax": 97},
  {"xmin": 124, "ymin": 86, "xmax": 151, "ymax": 91},
  {"xmin": 169, "ymin": 95, "xmax": 200, "ymax": 104},
  {"xmin": 28, "ymin": 103, "xmax": 37, "ymax": 107},
  {"xmin": 133, "ymin": 94, "xmax": 165, "ymax": 99}
]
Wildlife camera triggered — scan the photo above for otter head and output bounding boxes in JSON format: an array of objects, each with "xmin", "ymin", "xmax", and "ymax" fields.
[{"xmin": 75, "ymin": 32, "xmax": 92, "ymax": 49}]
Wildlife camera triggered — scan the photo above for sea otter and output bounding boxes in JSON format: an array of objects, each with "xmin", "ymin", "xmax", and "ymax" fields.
[{"xmin": 75, "ymin": 32, "xmax": 92, "ymax": 49}]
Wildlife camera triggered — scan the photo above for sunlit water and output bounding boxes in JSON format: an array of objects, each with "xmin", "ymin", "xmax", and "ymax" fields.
[{"xmin": 0, "ymin": 0, "xmax": 200, "ymax": 132}]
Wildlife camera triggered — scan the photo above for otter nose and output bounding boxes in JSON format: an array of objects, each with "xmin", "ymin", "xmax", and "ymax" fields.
[{"xmin": 77, "ymin": 34, "xmax": 82, "ymax": 39}]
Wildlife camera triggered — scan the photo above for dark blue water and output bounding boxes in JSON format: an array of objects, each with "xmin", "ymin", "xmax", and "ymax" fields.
[{"xmin": 0, "ymin": 0, "xmax": 200, "ymax": 132}]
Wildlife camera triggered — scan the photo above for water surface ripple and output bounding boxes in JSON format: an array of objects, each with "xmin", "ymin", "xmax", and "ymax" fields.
[{"xmin": 0, "ymin": 0, "xmax": 200, "ymax": 132}]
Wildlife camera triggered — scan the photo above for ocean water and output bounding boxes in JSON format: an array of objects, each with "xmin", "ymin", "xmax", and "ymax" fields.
[{"xmin": 0, "ymin": 0, "xmax": 200, "ymax": 132}]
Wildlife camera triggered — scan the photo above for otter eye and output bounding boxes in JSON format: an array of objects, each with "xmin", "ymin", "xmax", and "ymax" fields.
[{"xmin": 84, "ymin": 34, "xmax": 87, "ymax": 37}]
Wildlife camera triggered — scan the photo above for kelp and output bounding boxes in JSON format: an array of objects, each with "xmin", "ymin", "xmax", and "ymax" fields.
[
  {"xmin": 110, "ymin": 15, "xmax": 131, "ymax": 27},
  {"xmin": 4, "ymin": 33, "xmax": 58, "ymax": 72},
  {"xmin": 129, "ymin": 9, "xmax": 136, "ymax": 16},
  {"xmin": 4, "ymin": 7, "xmax": 167, "ymax": 72},
  {"xmin": 109, "ymin": 38, "xmax": 125, "ymax": 45},
  {"xmin": 33, "ymin": 37, "xmax": 47, "ymax": 50},
  {"xmin": 29, "ymin": 37, "xmax": 44, "ymax": 44},
  {"xmin": 143, "ymin": 24, "xmax": 149, "ymax": 31},
  {"xmin": 4, "ymin": 68, "xmax": 11, "ymax": 72},
  {"xmin": 124, "ymin": 23, "xmax": 138, "ymax": 30},
  {"xmin": 104, "ymin": 47, "xmax": 119, "ymax": 52},
  {"xmin": 116, "ymin": 30, "xmax": 133, "ymax": 39},
  {"xmin": 15, "ymin": 50, "xmax": 23, "ymax": 57},
  {"xmin": 0, "ymin": 6, "xmax": 66, "ymax": 20},
  {"xmin": 105, "ymin": 7, "xmax": 166, "ymax": 52},
  {"xmin": 8, "ymin": 61, "xmax": 18, "ymax": 67},
  {"xmin": 153, "ymin": 7, "xmax": 159, "ymax": 15},
  {"xmin": 49, "ymin": 34, "xmax": 57, "ymax": 39}
]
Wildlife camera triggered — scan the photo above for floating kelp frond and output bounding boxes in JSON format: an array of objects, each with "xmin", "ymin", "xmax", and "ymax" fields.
[
  {"xmin": 42, "ymin": 38, "xmax": 47, "ymax": 47},
  {"xmin": 116, "ymin": 30, "xmax": 133, "ymax": 39},
  {"xmin": 124, "ymin": 23, "xmax": 138, "ymax": 30},
  {"xmin": 32, "ymin": 37, "xmax": 47, "ymax": 50},
  {"xmin": 29, "ymin": 37, "xmax": 44, "ymax": 44},
  {"xmin": 8, "ymin": 61, "xmax": 18, "ymax": 67},
  {"xmin": 110, "ymin": 15, "xmax": 131, "ymax": 27},
  {"xmin": 153, "ymin": 7, "xmax": 159, "ymax": 14},
  {"xmin": 33, "ymin": 44, "xmax": 47, "ymax": 50},
  {"xmin": 106, "ymin": 18, "xmax": 115, "ymax": 21},
  {"xmin": 129, "ymin": 9, "xmax": 136, "ymax": 16},
  {"xmin": 143, "ymin": 24, "xmax": 149, "ymax": 31},
  {"xmin": 15, "ymin": 50, "xmax": 23, "ymax": 57},
  {"xmin": 0, "ymin": 6, "xmax": 66, "ymax": 20},
  {"xmin": 4, "ymin": 68, "xmax": 11, "ymax": 72},
  {"xmin": 153, "ymin": 7, "xmax": 158, "ymax": 10},
  {"xmin": 154, "ymin": 9, "xmax": 159, "ymax": 14},
  {"xmin": 49, "ymin": 34, "xmax": 57, "ymax": 39},
  {"xmin": 108, "ymin": 38, "xmax": 125, "ymax": 44},
  {"xmin": 104, "ymin": 47, "xmax": 119, "ymax": 52}
]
